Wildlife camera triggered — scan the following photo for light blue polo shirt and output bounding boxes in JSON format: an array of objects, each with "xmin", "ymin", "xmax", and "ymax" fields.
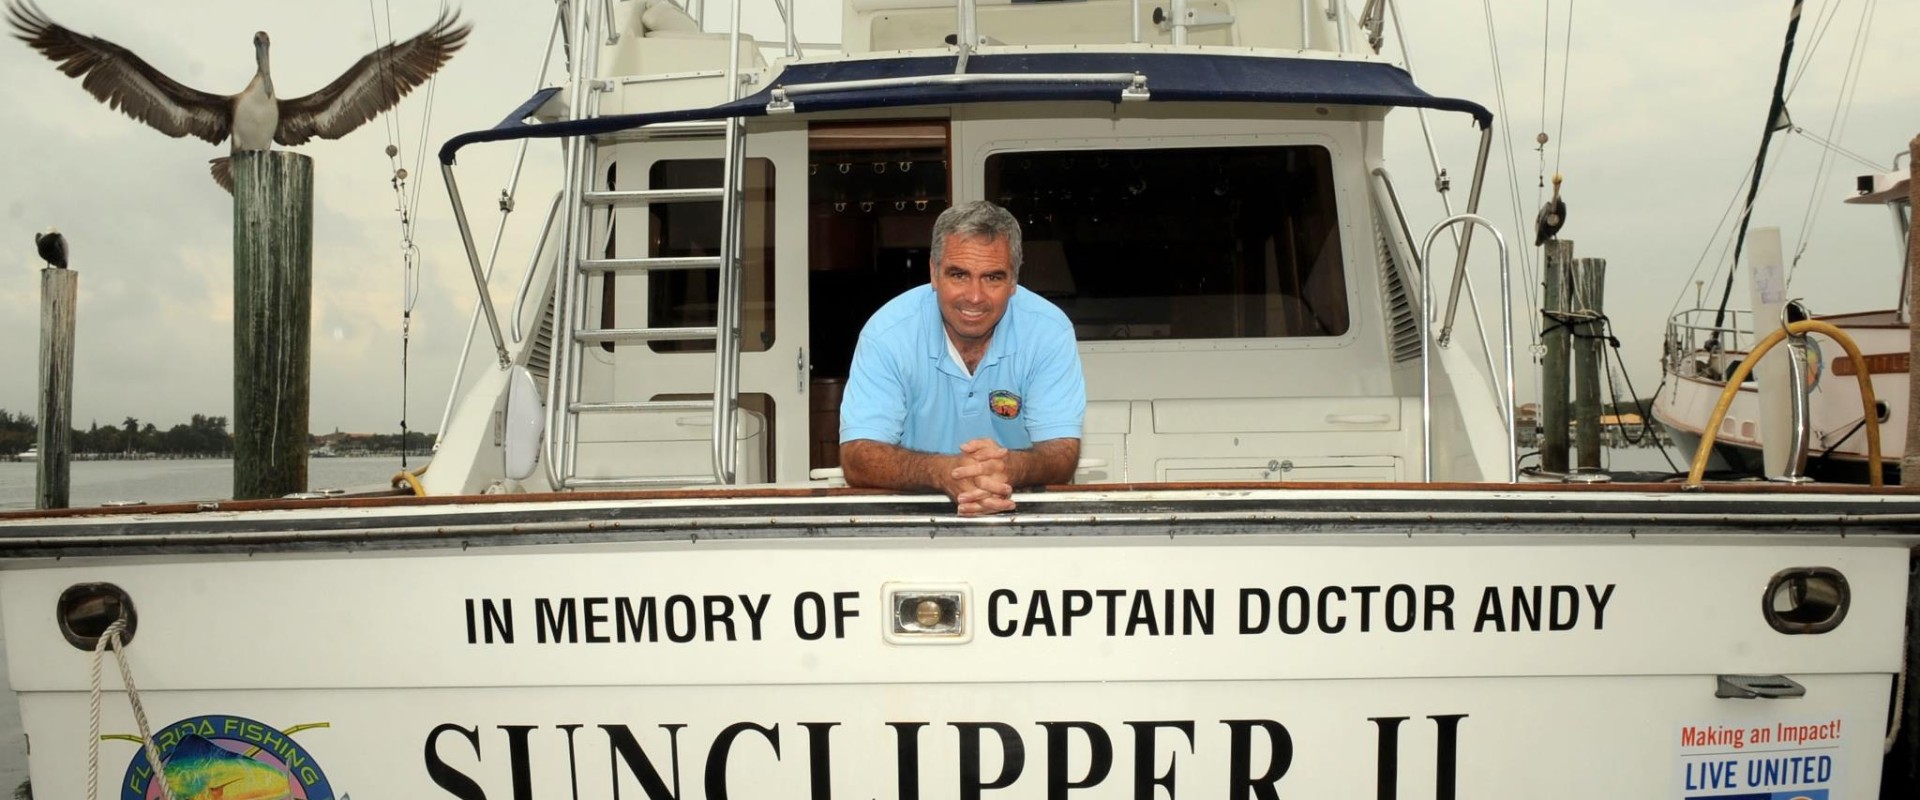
[{"xmin": 840, "ymin": 285, "xmax": 1086, "ymax": 454}]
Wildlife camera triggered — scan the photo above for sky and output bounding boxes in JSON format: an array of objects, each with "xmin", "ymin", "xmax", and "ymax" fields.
[{"xmin": 0, "ymin": 0, "xmax": 1915, "ymax": 436}]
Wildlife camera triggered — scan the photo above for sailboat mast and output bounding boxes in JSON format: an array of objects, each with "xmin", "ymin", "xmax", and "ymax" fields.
[{"xmin": 1711, "ymin": 0, "xmax": 1805, "ymax": 330}]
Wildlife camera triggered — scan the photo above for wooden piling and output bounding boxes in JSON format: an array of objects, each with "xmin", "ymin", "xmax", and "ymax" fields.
[
  {"xmin": 1571, "ymin": 257, "xmax": 1608, "ymax": 473},
  {"xmin": 36, "ymin": 267, "xmax": 76, "ymax": 509},
  {"xmin": 231, "ymin": 151, "xmax": 312, "ymax": 500},
  {"xmin": 1905, "ymin": 135, "xmax": 1920, "ymax": 488},
  {"xmin": 1541, "ymin": 240, "xmax": 1574, "ymax": 474}
]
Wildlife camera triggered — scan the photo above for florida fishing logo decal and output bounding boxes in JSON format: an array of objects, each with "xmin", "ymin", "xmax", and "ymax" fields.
[
  {"xmin": 118, "ymin": 715, "xmax": 339, "ymax": 800},
  {"xmin": 988, "ymin": 390, "xmax": 1022, "ymax": 419}
]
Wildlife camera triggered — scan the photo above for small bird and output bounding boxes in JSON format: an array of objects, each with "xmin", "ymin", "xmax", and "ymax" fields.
[
  {"xmin": 7, "ymin": 2, "xmax": 469, "ymax": 192},
  {"xmin": 33, "ymin": 228, "xmax": 67, "ymax": 269},
  {"xmin": 1534, "ymin": 172, "xmax": 1566, "ymax": 246}
]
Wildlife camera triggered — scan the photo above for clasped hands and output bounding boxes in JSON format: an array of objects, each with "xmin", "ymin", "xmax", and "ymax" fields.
[{"xmin": 946, "ymin": 438, "xmax": 1016, "ymax": 516}]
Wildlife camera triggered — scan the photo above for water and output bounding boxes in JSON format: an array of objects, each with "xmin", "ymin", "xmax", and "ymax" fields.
[
  {"xmin": 0, "ymin": 456, "xmax": 410, "ymax": 794},
  {"xmin": 0, "ymin": 456, "xmax": 419, "ymax": 511}
]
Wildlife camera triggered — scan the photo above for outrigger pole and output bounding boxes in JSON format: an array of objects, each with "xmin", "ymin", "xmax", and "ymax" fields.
[{"xmin": 1711, "ymin": 0, "xmax": 1804, "ymax": 332}]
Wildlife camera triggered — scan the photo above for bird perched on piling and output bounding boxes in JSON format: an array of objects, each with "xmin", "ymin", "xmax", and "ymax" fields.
[
  {"xmin": 33, "ymin": 228, "xmax": 67, "ymax": 269},
  {"xmin": 6, "ymin": 2, "xmax": 469, "ymax": 192},
  {"xmin": 1535, "ymin": 173, "xmax": 1567, "ymax": 246}
]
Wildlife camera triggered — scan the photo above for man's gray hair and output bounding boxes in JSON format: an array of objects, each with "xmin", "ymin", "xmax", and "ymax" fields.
[{"xmin": 930, "ymin": 200, "xmax": 1024, "ymax": 279}]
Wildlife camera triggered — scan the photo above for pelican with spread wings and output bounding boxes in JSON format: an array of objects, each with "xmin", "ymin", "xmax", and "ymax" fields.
[{"xmin": 7, "ymin": 2, "xmax": 469, "ymax": 191}]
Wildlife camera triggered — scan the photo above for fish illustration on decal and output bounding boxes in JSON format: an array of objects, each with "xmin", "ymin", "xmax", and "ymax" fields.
[{"xmin": 115, "ymin": 715, "xmax": 339, "ymax": 800}]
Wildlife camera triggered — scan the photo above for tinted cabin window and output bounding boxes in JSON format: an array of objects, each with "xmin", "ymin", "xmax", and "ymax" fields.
[
  {"xmin": 984, "ymin": 146, "xmax": 1348, "ymax": 340},
  {"xmin": 646, "ymin": 159, "xmax": 776, "ymax": 353}
]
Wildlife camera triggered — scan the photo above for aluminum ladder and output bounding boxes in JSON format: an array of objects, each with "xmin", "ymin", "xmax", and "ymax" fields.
[{"xmin": 543, "ymin": 3, "xmax": 750, "ymax": 490}]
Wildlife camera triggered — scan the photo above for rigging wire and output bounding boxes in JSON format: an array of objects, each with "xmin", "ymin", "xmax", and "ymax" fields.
[
  {"xmin": 1476, "ymin": 0, "xmax": 1543, "ymax": 348},
  {"xmin": 1552, "ymin": 0, "xmax": 1576, "ymax": 177},
  {"xmin": 1537, "ymin": 0, "xmax": 1551, "ymax": 186},
  {"xmin": 1786, "ymin": 0, "xmax": 1875, "ymax": 288},
  {"xmin": 1789, "ymin": 125, "xmax": 1889, "ymax": 172},
  {"xmin": 362, "ymin": 0, "xmax": 442, "ymax": 465},
  {"xmin": 1666, "ymin": 136, "xmax": 1804, "ymax": 324}
]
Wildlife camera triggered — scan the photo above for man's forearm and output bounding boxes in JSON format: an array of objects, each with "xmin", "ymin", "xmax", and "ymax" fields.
[
  {"xmin": 842, "ymin": 438, "xmax": 1080, "ymax": 493},
  {"xmin": 1004, "ymin": 438, "xmax": 1080, "ymax": 487},
  {"xmin": 840, "ymin": 440, "xmax": 959, "ymax": 494}
]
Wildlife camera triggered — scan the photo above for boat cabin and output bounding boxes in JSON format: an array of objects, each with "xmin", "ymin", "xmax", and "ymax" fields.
[{"xmin": 427, "ymin": 0, "xmax": 1510, "ymax": 495}]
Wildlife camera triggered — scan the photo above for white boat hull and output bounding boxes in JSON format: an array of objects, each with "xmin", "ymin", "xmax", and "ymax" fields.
[
  {"xmin": 1656, "ymin": 312, "xmax": 1907, "ymax": 482},
  {"xmin": 1, "ymin": 488, "xmax": 1911, "ymax": 798}
]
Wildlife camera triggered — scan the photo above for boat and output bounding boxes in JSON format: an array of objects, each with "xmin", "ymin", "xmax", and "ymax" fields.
[
  {"xmin": 1649, "ymin": 0, "xmax": 1911, "ymax": 487},
  {"xmin": 1656, "ymin": 166, "xmax": 1912, "ymax": 484},
  {"xmin": 15, "ymin": 447, "xmax": 34, "ymax": 463},
  {"xmin": 1, "ymin": 1, "xmax": 1917, "ymax": 797}
]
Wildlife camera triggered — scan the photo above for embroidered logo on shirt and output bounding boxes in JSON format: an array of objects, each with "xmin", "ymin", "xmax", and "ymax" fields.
[{"xmin": 989, "ymin": 390, "xmax": 1022, "ymax": 419}]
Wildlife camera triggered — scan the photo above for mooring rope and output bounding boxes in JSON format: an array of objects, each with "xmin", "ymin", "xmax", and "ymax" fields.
[{"xmin": 88, "ymin": 620, "xmax": 175, "ymax": 800}]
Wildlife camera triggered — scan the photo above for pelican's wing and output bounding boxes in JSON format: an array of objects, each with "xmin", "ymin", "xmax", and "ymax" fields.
[
  {"xmin": 6, "ymin": 0, "xmax": 230, "ymax": 145},
  {"xmin": 275, "ymin": 11, "xmax": 469, "ymax": 146}
]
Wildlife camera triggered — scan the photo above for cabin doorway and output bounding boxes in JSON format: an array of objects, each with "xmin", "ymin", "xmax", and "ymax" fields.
[{"xmin": 806, "ymin": 120, "xmax": 953, "ymax": 471}]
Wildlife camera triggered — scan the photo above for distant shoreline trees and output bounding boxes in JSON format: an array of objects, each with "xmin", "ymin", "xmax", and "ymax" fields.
[{"xmin": 0, "ymin": 410, "xmax": 434, "ymax": 458}]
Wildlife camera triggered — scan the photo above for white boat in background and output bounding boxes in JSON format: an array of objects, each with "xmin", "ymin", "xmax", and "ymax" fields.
[
  {"xmin": 0, "ymin": 1, "xmax": 1916, "ymax": 797},
  {"xmin": 1655, "ymin": 167, "xmax": 1912, "ymax": 484}
]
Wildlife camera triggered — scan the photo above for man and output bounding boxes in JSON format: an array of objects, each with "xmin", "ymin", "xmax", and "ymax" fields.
[{"xmin": 839, "ymin": 201, "xmax": 1086, "ymax": 515}]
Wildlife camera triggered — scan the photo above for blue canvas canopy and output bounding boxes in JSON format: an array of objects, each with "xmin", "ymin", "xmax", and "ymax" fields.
[{"xmin": 440, "ymin": 52, "xmax": 1491, "ymax": 164}]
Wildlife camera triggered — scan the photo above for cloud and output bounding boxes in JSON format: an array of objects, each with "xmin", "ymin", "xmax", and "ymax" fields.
[{"xmin": 0, "ymin": 0, "xmax": 1912, "ymax": 448}]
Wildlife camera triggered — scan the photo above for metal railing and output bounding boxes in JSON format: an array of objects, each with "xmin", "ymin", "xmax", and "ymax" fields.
[
  {"xmin": 1665, "ymin": 307, "xmax": 1755, "ymax": 377},
  {"xmin": 1419, "ymin": 214, "xmax": 1516, "ymax": 484}
]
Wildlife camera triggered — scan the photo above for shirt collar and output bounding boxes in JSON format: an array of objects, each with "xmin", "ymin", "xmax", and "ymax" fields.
[{"xmin": 924, "ymin": 286, "xmax": 1018, "ymax": 374}]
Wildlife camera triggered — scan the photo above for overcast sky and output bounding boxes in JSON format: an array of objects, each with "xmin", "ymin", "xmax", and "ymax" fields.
[{"xmin": 0, "ymin": 0, "xmax": 1914, "ymax": 436}]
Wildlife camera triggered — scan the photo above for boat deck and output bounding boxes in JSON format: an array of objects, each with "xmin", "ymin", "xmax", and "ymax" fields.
[{"xmin": 2, "ymin": 480, "xmax": 1917, "ymax": 556}]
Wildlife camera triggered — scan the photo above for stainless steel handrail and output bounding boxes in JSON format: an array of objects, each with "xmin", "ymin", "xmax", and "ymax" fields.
[
  {"xmin": 767, "ymin": 72, "xmax": 1148, "ymax": 113},
  {"xmin": 1419, "ymin": 214, "xmax": 1516, "ymax": 483},
  {"xmin": 1331, "ymin": 0, "xmax": 1350, "ymax": 53},
  {"xmin": 956, "ymin": 0, "xmax": 978, "ymax": 72},
  {"xmin": 1437, "ymin": 125, "xmax": 1493, "ymax": 346},
  {"xmin": 547, "ymin": 0, "xmax": 602, "ymax": 489},
  {"xmin": 772, "ymin": 0, "xmax": 797, "ymax": 59},
  {"xmin": 1359, "ymin": 0, "xmax": 1386, "ymax": 53},
  {"xmin": 511, "ymin": 193, "xmax": 565, "ymax": 344},
  {"xmin": 435, "ymin": 6, "xmax": 566, "ymax": 440},
  {"xmin": 1377, "ymin": 167, "xmax": 1511, "ymax": 406},
  {"xmin": 441, "ymin": 167, "xmax": 512, "ymax": 371},
  {"xmin": 712, "ymin": 0, "xmax": 750, "ymax": 485},
  {"xmin": 1370, "ymin": 168, "xmax": 1422, "ymax": 271}
]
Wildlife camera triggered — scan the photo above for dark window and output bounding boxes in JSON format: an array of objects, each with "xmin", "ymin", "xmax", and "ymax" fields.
[
  {"xmin": 984, "ymin": 145, "xmax": 1348, "ymax": 340},
  {"xmin": 645, "ymin": 158, "xmax": 776, "ymax": 353}
]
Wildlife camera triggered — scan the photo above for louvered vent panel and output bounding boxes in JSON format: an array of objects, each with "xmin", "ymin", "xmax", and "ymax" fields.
[
  {"xmin": 525, "ymin": 299, "xmax": 556, "ymax": 396},
  {"xmin": 1375, "ymin": 209, "xmax": 1422, "ymax": 362}
]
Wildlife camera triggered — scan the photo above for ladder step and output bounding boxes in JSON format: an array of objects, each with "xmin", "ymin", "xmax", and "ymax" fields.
[
  {"xmin": 570, "ymin": 400, "xmax": 715, "ymax": 414},
  {"xmin": 583, "ymin": 189, "xmax": 722, "ymax": 206},
  {"xmin": 566, "ymin": 475, "xmax": 717, "ymax": 489},
  {"xmin": 574, "ymin": 327, "xmax": 718, "ymax": 344},
  {"xmin": 592, "ymin": 121, "xmax": 730, "ymax": 144},
  {"xmin": 578, "ymin": 256, "xmax": 722, "ymax": 274}
]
